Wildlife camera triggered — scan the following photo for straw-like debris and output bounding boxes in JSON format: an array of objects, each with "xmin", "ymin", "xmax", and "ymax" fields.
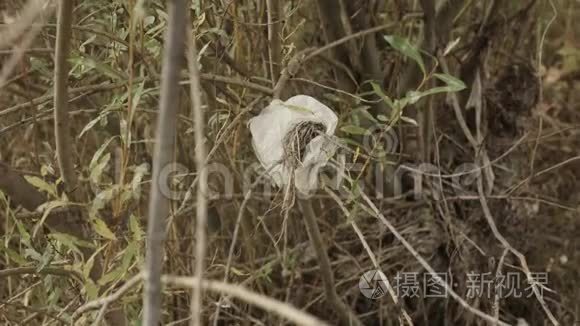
[{"xmin": 282, "ymin": 121, "xmax": 326, "ymax": 169}]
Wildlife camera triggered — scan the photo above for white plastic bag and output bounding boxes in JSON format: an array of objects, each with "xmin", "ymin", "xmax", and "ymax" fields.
[{"xmin": 249, "ymin": 95, "xmax": 338, "ymax": 194}]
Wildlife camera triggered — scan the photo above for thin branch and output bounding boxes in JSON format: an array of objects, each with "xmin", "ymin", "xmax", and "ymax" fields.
[
  {"xmin": 298, "ymin": 198, "xmax": 363, "ymax": 326},
  {"xmin": 273, "ymin": 48, "xmax": 313, "ymax": 99},
  {"xmin": 142, "ymin": 0, "xmax": 188, "ymax": 324},
  {"xmin": 0, "ymin": 76, "xmax": 268, "ymax": 120},
  {"xmin": 186, "ymin": 17, "xmax": 208, "ymax": 326},
  {"xmin": 213, "ymin": 167, "xmax": 275, "ymax": 326},
  {"xmin": 0, "ymin": 81, "xmax": 128, "ymax": 118},
  {"xmin": 54, "ymin": 0, "xmax": 80, "ymax": 201},
  {"xmin": 266, "ymin": 0, "xmax": 282, "ymax": 84},
  {"xmin": 492, "ymin": 248, "xmax": 509, "ymax": 325},
  {"xmin": 325, "ymin": 187, "xmax": 414, "ymax": 326},
  {"xmin": 476, "ymin": 175, "xmax": 560, "ymax": 326},
  {"xmin": 195, "ymin": 74, "xmax": 273, "ymax": 95},
  {"xmin": 439, "ymin": 57, "xmax": 478, "ymax": 149},
  {"xmin": 0, "ymin": 266, "xmax": 83, "ymax": 284},
  {"xmin": 164, "ymin": 275, "xmax": 329, "ymax": 326},
  {"xmin": 272, "ymin": 23, "xmax": 400, "ymax": 100},
  {"xmin": 417, "ymin": 0, "xmax": 437, "ymax": 162},
  {"xmin": 358, "ymin": 191, "xmax": 510, "ymax": 326},
  {"xmin": 72, "ymin": 273, "xmax": 144, "ymax": 324},
  {"xmin": 73, "ymin": 273, "xmax": 328, "ymax": 326},
  {"xmin": 304, "ymin": 23, "xmax": 396, "ymax": 64}
]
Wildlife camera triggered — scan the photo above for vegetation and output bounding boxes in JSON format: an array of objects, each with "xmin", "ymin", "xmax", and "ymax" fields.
[{"xmin": 0, "ymin": 0, "xmax": 578, "ymax": 325}]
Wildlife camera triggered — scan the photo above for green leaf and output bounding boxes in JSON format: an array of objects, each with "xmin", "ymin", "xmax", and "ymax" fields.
[
  {"xmin": 89, "ymin": 153, "xmax": 111, "ymax": 186},
  {"xmin": 89, "ymin": 136, "xmax": 118, "ymax": 172},
  {"xmin": 13, "ymin": 217, "xmax": 31, "ymax": 247},
  {"xmin": 83, "ymin": 254, "xmax": 96, "ymax": 280},
  {"xmin": 24, "ymin": 176, "xmax": 58, "ymax": 198},
  {"xmin": 33, "ymin": 200, "xmax": 69, "ymax": 239},
  {"xmin": 230, "ymin": 267, "xmax": 249, "ymax": 276},
  {"xmin": 2, "ymin": 246, "xmax": 28, "ymax": 265},
  {"xmin": 370, "ymin": 82, "xmax": 395, "ymax": 110},
  {"xmin": 85, "ymin": 279, "xmax": 99, "ymax": 300},
  {"xmin": 37, "ymin": 245, "xmax": 54, "ymax": 272},
  {"xmin": 98, "ymin": 243, "xmax": 136, "ymax": 286},
  {"xmin": 79, "ymin": 34, "xmax": 96, "ymax": 53},
  {"xmin": 79, "ymin": 113, "xmax": 108, "ymax": 139},
  {"xmin": 384, "ymin": 35, "xmax": 425, "ymax": 76},
  {"xmin": 129, "ymin": 214, "xmax": 144, "ymax": 242},
  {"xmin": 91, "ymin": 218, "xmax": 117, "ymax": 241},
  {"xmin": 402, "ymin": 73, "xmax": 467, "ymax": 105},
  {"xmin": 68, "ymin": 56, "xmax": 127, "ymax": 80},
  {"xmin": 341, "ymin": 125, "xmax": 368, "ymax": 135},
  {"xmin": 352, "ymin": 106, "xmax": 377, "ymax": 123},
  {"xmin": 120, "ymin": 242, "xmax": 138, "ymax": 272},
  {"xmin": 130, "ymin": 163, "xmax": 149, "ymax": 201},
  {"xmin": 433, "ymin": 73, "xmax": 467, "ymax": 91},
  {"xmin": 24, "ymin": 248, "xmax": 42, "ymax": 261},
  {"xmin": 90, "ymin": 185, "xmax": 121, "ymax": 216},
  {"xmin": 126, "ymin": 81, "xmax": 146, "ymax": 146},
  {"xmin": 400, "ymin": 116, "xmax": 418, "ymax": 126},
  {"xmin": 48, "ymin": 233, "xmax": 94, "ymax": 256}
]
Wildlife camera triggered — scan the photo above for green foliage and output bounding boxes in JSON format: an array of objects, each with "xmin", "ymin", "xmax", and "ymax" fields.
[{"xmin": 384, "ymin": 35, "xmax": 426, "ymax": 76}]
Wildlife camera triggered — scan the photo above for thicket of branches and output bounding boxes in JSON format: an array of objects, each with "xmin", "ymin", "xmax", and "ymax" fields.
[{"xmin": 1, "ymin": 0, "xmax": 579, "ymax": 325}]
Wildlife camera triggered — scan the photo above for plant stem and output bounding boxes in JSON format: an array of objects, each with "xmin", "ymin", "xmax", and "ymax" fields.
[
  {"xmin": 142, "ymin": 0, "xmax": 187, "ymax": 324},
  {"xmin": 298, "ymin": 198, "xmax": 363, "ymax": 326}
]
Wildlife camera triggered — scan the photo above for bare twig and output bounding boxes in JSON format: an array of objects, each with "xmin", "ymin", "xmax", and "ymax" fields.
[
  {"xmin": 74, "ymin": 273, "xmax": 328, "ymax": 326},
  {"xmin": 0, "ymin": 75, "xmax": 267, "ymax": 120},
  {"xmin": 266, "ymin": 0, "xmax": 283, "ymax": 84},
  {"xmin": 325, "ymin": 187, "xmax": 414, "ymax": 326},
  {"xmin": 186, "ymin": 17, "xmax": 208, "ymax": 326},
  {"xmin": 492, "ymin": 248, "xmax": 509, "ymax": 325},
  {"xmin": 142, "ymin": 0, "xmax": 188, "ymax": 324},
  {"xmin": 165, "ymin": 275, "xmax": 329, "ymax": 326},
  {"xmin": 439, "ymin": 57, "xmax": 478, "ymax": 149},
  {"xmin": 72, "ymin": 273, "xmax": 144, "ymax": 324},
  {"xmin": 358, "ymin": 191, "xmax": 510, "ymax": 326},
  {"xmin": 213, "ymin": 167, "xmax": 275, "ymax": 326},
  {"xmin": 54, "ymin": 0, "xmax": 80, "ymax": 201},
  {"xmin": 0, "ymin": 266, "xmax": 83, "ymax": 284},
  {"xmin": 273, "ymin": 48, "xmax": 313, "ymax": 99},
  {"xmin": 0, "ymin": 81, "xmax": 128, "ymax": 118},
  {"xmin": 476, "ymin": 176, "xmax": 560, "ymax": 326},
  {"xmin": 298, "ymin": 198, "xmax": 363, "ymax": 326},
  {"xmin": 304, "ymin": 23, "xmax": 396, "ymax": 64},
  {"xmin": 536, "ymin": 0, "xmax": 557, "ymax": 104},
  {"xmin": 198, "ymin": 74, "xmax": 273, "ymax": 95},
  {"xmin": 272, "ymin": 22, "xmax": 402, "ymax": 100},
  {"xmin": 417, "ymin": 0, "xmax": 437, "ymax": 162}
]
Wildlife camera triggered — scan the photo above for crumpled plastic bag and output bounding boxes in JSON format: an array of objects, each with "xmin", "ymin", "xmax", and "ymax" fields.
[{"xmin": 249, "ymin": 95, "xmax": 338, "ymax": 194}]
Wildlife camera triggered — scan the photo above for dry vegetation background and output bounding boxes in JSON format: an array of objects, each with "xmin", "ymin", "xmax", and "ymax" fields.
[{"xmin": 1, "ymin": 0, "xmax": 579, "ymax": 325}]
